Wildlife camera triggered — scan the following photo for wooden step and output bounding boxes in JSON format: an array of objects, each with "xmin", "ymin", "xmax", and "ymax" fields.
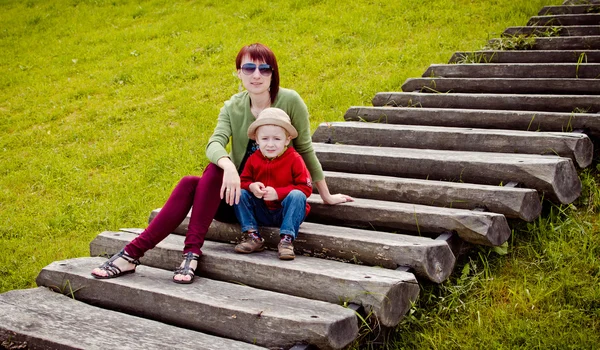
[
  {"xmin": 0, "ymin": 287, "xmax": 265, "ymax": 350},
  {"xmin": 528, "ymin": 13, "xmax": 600, "ymax": 26},
  {"xmin": 35, "ymin": 257, "xmax": 359, "ymax": 350},
  {"xmin": 422, "ymin": 63, "xmax": 600, "ymax": 79},
  {"xmin": 449, "ymin": 50, "xmax": 600, "ymax": 63},
  {"xmin": 403, "ymin": 77, "xmax": 600, "ymax": 96},
  {"xmin": 539, "ymin": 4, "xmax": 600, "ymax": 15},
  {"xmin": 312, "ymin": 121, "xmax": 593, "ymax": 168},
  {"xmin": 305, "ymin": 195, "xmax": 511, "ymax": 247},
  {"xmin": 312, "ymin": 143, "xmax": 582, "ymax": 204},
  {"xmin": 371, "ymin": 92, "xmax": 600, "ymax": 113},
  {"xmin": 503, "ymin": 25, "xmax": 600, "ymax": 37},
  {"xmin": 147, "ymin": 213, "xmax": 456, "ymax": 283},
  {"xmin": 344, "ymin": 106, "xmax": 600, "ymax": 138},
  {"xmin": 488, "ymin": 36, "xmax": 600, "ymax": 50},
  {"xmin": 90, "ymin": 230, "xmax": 421, "ymax": 325},
  {"xmin": 563, "ymin": 0, "xmax": 600, "ymax": 5},
  {"xmin": 151, "ymin": 193, "xmax": 509, "ymax": 247},
  {"xmin": 317, "ymin": 171, "xmax": 541, "ymax": 221}
]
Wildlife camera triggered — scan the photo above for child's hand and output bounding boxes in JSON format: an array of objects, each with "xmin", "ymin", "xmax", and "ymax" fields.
[
  {"xmin": 263, "ymin": 186, "xmax": 278, "ymax": 201},
  {"xmin": 249, "ymin": 182, "xmax": 267, "ymax": 199}
]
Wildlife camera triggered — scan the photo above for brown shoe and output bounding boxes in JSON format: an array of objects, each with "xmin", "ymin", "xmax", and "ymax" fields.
[
  {"xmin": 235, "ymin": 234, "xmax": 265, "ymax": 254},
  {"xmin": 278, "ymin": 240, "xmax": 295, "ymax": 260}
]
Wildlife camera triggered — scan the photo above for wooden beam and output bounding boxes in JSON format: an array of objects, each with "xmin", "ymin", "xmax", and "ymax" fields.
[
  {"xmin": 487, "ymin": 36, "xmax": 600, "ymax": 50},
  {"xmin": 344, "ymin": 106, "xmax": 600, "ymax": 138},
  {"xmin": 422, "ymin": 63, "xmax": 600, "ymax": 79},
  {"xmin": 146, "ymin": 213, "xmax": 457, "ymax": 283},
  {"xmin": 36, "ymin": 258, "xmax": 359, "ymax": 350},
  {"xmin": 305, "ymin": 194, "xmax": 511, "ymax": 247},
  {"xmin": 90, "ymin": 231, "xmax": 421, "ymax": 326},
  {"xmin": 313, "ymin": 143, "xmax": 581, "ymax": 204},
  {"xmin": 0, "ymin": 287, "xmax": 266, "ymax": 350},
  {"xmin": 503, "ymin": 26, "xmax": 600, "ymax": 37},
  {"xmin": 527, "ymin": 14, "xmax": 600, "ymax": 26},
  {"xmin": 402, "ymin": 77, "xmax": 600, "ymax": 97},
  {"xmin": 313, "ymin": 121, "xmax": 593, "ymax": 167},
  {"xmin": 312, "ymin": 171, "xmax": 542, "ymax": 221},
  {"xmin": 448, "ymin": 50, "xmax": 600, "ymax": 64},
  {"xmin": 371, "ymin": 92, "xmax": 600, "ymax": 113}
]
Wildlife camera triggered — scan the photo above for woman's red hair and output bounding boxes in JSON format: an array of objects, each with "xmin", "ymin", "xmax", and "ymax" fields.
[{"xmin": 236, "ymin": 43, "xmax": 280, "ymax": 103}]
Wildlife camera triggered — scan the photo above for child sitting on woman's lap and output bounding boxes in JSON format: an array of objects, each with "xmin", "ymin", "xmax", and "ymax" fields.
[{"xmin": 233, "ymin": 108, "xmax": 312, "ymax": 260}]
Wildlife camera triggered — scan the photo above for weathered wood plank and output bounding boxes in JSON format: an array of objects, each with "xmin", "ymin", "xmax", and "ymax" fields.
[
  {"xmin": 528, "ymin": 14, "xmax": 600, "ymax": 26},
  {"xmin": 449, "ymin": 50, "xmax": 600, "ymax": 63},
  {"xmin": 503, "ymin": 25, "xmax": 600, "ymax": 37},
  {"xmin": 403, "ymin": 77, "xmax": 600, "ymax": 96},
  {"xmin": 344, "ymin": 106, "xmax": 600, "ymax": 137},
  {"xmin": 304, "ymin": 195, "xmax": 511, "ymax": 247},
  {"xmin": 146, "ymin": 213, "xmax": 456, "ymax": 283},
  {"xmin": 422, "ymin": 63, "xmax": 600, "ymax": 79},
  {"xmin": 313, "ymin": 143, "xmax": 581, "ymax": 204},
  {"xmin": 371, "ymin": 92, "xmax": 600, "ymax": 113},
  {"xmin": 35, "ymin": 258, "xmax": 358, "ymax": 350},
  {"xmin": 90, "ymin": 231, "xmax": 421, "ymax": 325},
  {"xmin": 316, "ymin": 171, "xmax": 541, "ymax": 221},
  {"xmin": 313, "ymin": 121, "xmax": 592, "ymax": 168},
  {"xmin": 563, "ymin": 0, "xmax": 600, "ymax": 5},
  {"xmin": 539, "ymin": 5, "xmax": 600, "ymax": 15},
  {"xmin": 0, "ymin": 287, "xmax": 265, "ymax": 350},
  {"xmin": 488, "ymin": 36, "xmax": 600, "ymax": 50}
]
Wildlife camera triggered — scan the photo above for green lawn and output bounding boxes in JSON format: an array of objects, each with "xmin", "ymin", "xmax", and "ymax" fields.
[{"xmin": 2, "ymin": 0, "xmax": 599, "ymax": 348}]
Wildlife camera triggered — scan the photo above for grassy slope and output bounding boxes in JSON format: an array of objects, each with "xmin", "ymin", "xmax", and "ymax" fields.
[
  {"xmin": 2, "ymin": 0, "xmax": 598, "ymax": 348},
  {"xmin": 389, "ymin": 169, "xmax": 600, "ymax": 349}
]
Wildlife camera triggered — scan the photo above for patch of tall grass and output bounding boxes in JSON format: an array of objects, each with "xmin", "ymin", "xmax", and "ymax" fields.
[{"xmin": 384, "ymin": 168, "xmax": 600, "ymax": 349}]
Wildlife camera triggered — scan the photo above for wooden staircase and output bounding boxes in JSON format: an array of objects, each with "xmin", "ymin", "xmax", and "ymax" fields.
[{"xmin": 2, "ymin": 1, "xmax": 599, "ymax": 349}]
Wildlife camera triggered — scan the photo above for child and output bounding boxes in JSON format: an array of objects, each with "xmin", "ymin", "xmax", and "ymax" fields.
[{"xmin": 233, "ymin": 108, "xmax": 312, "ymax": 260}]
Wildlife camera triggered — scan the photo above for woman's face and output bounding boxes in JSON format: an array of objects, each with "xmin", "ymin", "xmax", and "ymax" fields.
[{"xmin": 237, "ymin": 55, "xmax": 272, "ymax": 96}]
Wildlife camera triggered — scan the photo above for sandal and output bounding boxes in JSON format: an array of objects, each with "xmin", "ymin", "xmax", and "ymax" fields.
[
  {"xmin": 173, "ymin": 252, "xmax": 200, "ymax": 284},
  {"xmin": 91, "ymin": 249, "xmax": 140, "ymax": 279}
]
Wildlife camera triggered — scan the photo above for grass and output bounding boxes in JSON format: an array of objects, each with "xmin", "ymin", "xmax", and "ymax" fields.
[
  {"xmin": 389, "ymin": 170, "xmax": 600, "ymax": 349},
  {"xmin": 3, "ymin": 0, "xmax": 599, "ymax": 348}
]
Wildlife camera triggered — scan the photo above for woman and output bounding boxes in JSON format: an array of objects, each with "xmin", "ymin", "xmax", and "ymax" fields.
[{"xmin": 91, "ymin": 43, "xmax": 353, "ymax": 284}]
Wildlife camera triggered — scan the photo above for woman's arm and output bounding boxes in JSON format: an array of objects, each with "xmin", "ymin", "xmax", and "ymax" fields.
[
  {"xmin": 208, "ymin": 95, "xmax": 245, "ymax": 206},
  {"xmin": 206, "ymin": 104, "xmax": 234, "ymax": 166},
  {"xmin": 281, "ymin": 89, "xmax": 353, "ymax": 205}
]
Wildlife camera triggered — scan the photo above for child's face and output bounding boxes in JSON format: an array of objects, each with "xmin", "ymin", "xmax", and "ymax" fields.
[{"xmin": 256, "ymin": 125, "xmax": 291, "ymax": 159}]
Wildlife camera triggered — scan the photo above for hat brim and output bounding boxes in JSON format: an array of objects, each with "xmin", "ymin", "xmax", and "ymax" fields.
[{"xmin": 247, "ymin": 117, "xmax": 298, "ymax": 140}]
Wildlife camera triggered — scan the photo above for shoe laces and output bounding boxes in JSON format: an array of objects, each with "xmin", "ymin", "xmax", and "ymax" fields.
[
  {"xmin": 248, "ymin": 232, "xmax": 261, "ymax": 240},
  {"xmin": 281, "ymin": 234, "xmax": 293, "ymax": 243}
]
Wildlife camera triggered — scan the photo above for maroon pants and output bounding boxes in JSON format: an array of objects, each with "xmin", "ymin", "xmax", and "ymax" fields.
[{"xmin": 124, "ymin": 163, "xmax": 235, "ymax": 258}]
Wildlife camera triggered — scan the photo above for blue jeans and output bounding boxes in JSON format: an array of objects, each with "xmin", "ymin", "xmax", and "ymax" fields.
[{"xmin": 234, "ymin": 189, "xmax": 307, "ymax": 240}]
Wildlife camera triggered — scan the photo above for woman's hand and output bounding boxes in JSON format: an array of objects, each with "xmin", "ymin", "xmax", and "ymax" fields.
[
  {"xmin": 218, "ymin": 157, "xmax": 241, "ymax": 205},
  {"xmin": 314, "ymin": 179, "xmax": 354, "ymax": 205},
  {"xmin": 322, "ymin": 193, "xmax": 354, "ymax": 205}
]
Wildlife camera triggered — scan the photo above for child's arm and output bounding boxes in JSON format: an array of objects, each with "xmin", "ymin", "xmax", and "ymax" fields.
[
  {"xmin": 239, "ymin": 152, "xmax": 257, "ymax": 191},
  {"xmin": 240, "ymin": 154, "xmax": 267, "ymax": 199}
]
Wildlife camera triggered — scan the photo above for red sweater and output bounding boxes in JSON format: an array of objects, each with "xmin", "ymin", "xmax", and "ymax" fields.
[{"xmin": 240, "ymin": 147, "xmax": 312, "ymax": 215}]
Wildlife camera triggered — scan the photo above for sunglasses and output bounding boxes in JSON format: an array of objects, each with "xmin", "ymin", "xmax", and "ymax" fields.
[{"xmin": 241, "ymin": 63, "xmax": 273, "ymax": 76}]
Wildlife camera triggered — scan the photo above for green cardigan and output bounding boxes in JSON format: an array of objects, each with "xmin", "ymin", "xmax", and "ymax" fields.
[{"xmin": 206, "ymin": 88, "xmax": 325, "ymax": 182}]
